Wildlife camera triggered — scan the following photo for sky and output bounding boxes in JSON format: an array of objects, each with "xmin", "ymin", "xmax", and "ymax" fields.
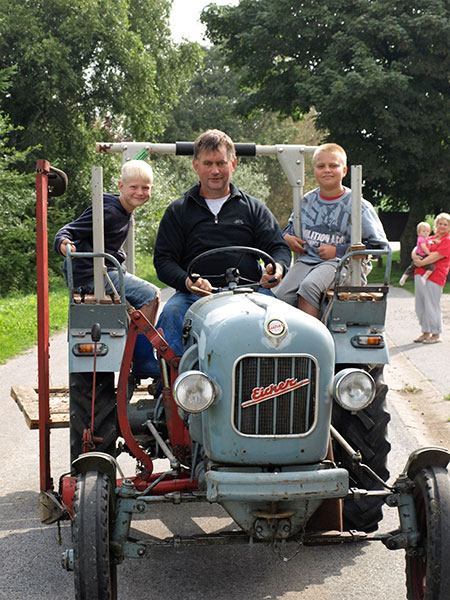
[{"xmin": 170, "ymin": 0, "xmax": 238, "ymax": 43}]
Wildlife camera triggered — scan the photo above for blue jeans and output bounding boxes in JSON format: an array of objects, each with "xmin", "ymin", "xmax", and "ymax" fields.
[{"xmin": 157, "ymin": 288, "xmax": 274, "ymax": 357}]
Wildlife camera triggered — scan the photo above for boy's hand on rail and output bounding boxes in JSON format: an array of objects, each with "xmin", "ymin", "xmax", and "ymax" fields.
[{"xmin": 60, "ymin": 239, "xmax": 76, "ymax": 256}]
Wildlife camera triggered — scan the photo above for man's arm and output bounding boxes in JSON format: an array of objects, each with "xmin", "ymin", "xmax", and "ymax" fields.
[
  {"xmin": 154, "ymin": 201, "xmax": 196, "ymax": 292},
  {"xmin": 252, "ymin": 202, "xmax": 292, "ymax": 278}
]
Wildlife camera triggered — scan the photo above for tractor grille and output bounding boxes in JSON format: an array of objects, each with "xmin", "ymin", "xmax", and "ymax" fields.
[{"xmin": 233, "ymin": 355, "xmax": 317, "ymax": 436}]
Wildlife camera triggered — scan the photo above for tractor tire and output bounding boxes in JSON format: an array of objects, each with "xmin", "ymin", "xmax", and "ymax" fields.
[
  {"xmin": 406, "ymin": 466, "xmax": 450, "ymax": 600},
  {"xmin": 332, "ymin": 364, "xmax": 391, "ymax": 532},
  {"xmin": 73, "ymin": 471, "xmax": 117, "ymax": 600},
  {"xmin": 69, "ymin": 372, "xmax": 117, "ymax": 466}
]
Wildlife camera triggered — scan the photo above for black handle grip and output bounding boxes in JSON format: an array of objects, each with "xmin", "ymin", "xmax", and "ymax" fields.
[
  {"xmin": 91, "ymin": 323, "xmax": 101, "ymax": 342},
  {"xmin": 175, "ymin": 142, "xmax": 256, "ymax": 157}
]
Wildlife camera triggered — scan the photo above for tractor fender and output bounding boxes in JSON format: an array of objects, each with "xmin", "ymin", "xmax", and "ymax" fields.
[
  {"xmin": 72, "ymin": 451, "xmax": 117, "ymax": 486},
  {"xmin": 404, "ymin": 446, "xmax": 450, "ymax": 480}
]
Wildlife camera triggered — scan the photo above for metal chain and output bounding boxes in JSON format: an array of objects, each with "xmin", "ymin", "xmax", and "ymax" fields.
[{"xmin": 272, "ymin": 500, "xmax": 309, "ymax": 562}]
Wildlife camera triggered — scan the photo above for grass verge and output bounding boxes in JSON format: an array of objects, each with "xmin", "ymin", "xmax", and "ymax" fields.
[
  {"xmin": 0, "ymin": 285, "xmax": 69, "ymax": 364},
  {"xmin": 0, "ymin": 260, "xmax": 163, "ymax": 364}
]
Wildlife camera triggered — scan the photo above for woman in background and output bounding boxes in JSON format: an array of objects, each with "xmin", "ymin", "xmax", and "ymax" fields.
[{"xmin": 412, "ymin": 212, "xmax": 450, "ymax": 343}]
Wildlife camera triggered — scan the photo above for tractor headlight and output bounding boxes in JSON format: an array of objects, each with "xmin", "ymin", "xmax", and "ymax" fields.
[
  {"xmin": 173, "ymin": 370, "xmax": 217, "ymax": 413},
  {"xmin": 333, "ymin": 368, "xmax": 375, "ymax": 411}
]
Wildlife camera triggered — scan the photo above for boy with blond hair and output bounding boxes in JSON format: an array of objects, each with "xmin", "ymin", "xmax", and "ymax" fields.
[
  {"xmin": 274, "ymin": 143, "xmax": 387, "ymax": 317},
  {"xmin": 54, "ymin": 159, "xmax": 160, "ymax": 324}
]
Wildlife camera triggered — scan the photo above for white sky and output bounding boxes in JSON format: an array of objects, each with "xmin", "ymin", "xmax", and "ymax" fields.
[{"xmin": 170, "ymin": 0, "xmax": 238, "ymax": 43}]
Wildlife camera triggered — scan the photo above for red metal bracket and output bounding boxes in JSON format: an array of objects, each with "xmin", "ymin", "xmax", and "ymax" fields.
[
  {"xmin": 116, "ymin": 310, "xmax": 191, "ymax": 474},
  {"xmin": 36, "ymin": 160, "xmax": 52, "ymax": 493}
]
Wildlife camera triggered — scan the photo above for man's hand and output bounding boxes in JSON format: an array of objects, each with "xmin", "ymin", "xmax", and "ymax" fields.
[
  {"xmin": 284, "ymin": 234, "xmax": 306, "ymax": 254},
  {"xmin": 186, "ymin": 275, "xmax": 213, "ymax": 296},
  {"xmin": 60, "ymin": 239, "xmax": 76, "ymax": 256},
  {"xmin": 317, "ymin": 244, "xmax": 336, "ymax": 260},
  {"xmin": 261, "ymin": 262, "xmax": 283, "ymax": 288}
]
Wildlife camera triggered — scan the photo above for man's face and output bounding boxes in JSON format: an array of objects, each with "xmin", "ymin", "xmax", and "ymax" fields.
[
  {"xmin": 118, "ymin": 177, "xmax": 153, "ymax": 213},
  {"xmin": 193, "ymin": 146, "xmax": 237, "ymax": 199},
  {"xmin": 313, "ymin": 151, "xmax": 347, "ymax": 193}
]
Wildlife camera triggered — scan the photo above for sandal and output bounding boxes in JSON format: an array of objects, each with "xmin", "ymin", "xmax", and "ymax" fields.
[
  {"xmin": 422, "ymin": 335, "xmax": 441, "ymax": 344},
  {"xmin": 413, "ymin": 335, "xmax": 429, "ymax": 343}
]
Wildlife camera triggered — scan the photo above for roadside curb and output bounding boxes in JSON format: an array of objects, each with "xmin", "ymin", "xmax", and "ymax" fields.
[{"xmin": 385, "ymin": 331, "xmax": 450, "ymax": 449}]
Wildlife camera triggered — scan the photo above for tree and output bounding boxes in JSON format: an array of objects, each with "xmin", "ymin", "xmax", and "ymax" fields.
[
  {"xmin": 0, "ymin": 0, "xmax": 200, "ymax": 209},
  {"xmin": 0, "ymin": 109, "xmax": 37, "ymax": 296},
  {"xmin": 161, "ymin": 44, "xmax": 321, "ymax": 225},
  {"xmin": 202, "ymin": 0, "xmax": 450, "ymax": 263}
]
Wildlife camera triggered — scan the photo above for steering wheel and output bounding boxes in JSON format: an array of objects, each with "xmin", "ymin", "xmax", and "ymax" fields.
[{"xmin": 186, "ymin": 246, "xmax": 277, "ymax": 288}]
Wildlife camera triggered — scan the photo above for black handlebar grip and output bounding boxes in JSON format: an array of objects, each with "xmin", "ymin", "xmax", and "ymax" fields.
[
  {"xmin": 175, "ymin": 142, "xmax": 257, "ymax": 157},
  {"xmin": 91, "ymin": 323, "xmax": 101, "ymax": 342}
]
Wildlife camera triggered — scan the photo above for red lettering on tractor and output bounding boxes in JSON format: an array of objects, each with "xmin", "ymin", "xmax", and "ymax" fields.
[{"xmin": 242, "ymin": 377, "xmax": 309, "ymax": 408}]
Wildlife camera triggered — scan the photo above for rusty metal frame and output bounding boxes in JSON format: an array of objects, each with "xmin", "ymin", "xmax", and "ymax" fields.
[
  {"xmin": 115, "ymin": 310, "xmax": 190, "ymax": 474},
  {"xmin": 36, "ymin": 159, "xmax": 52, "ymax": 492}
]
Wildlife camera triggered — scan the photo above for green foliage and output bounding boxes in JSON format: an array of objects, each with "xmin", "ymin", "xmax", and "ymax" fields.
[
  {"xmin": 0, "ymin": 107, "xmax": 38, "ymax": 295},
  {"xmin": 0, "ymin": 286, "xmax": 68, "ymax": 363},
  {"xmin": 0, "ymin": 0, "xmax": 201, "ymax": 295},
  {"xmin": 161, "ymin": 44, "xmax": 321, "ymax": 226},
  {"xmin": 0, "ymin": 0, "xmax": 201, "ymax": 212},
  {"xmin": 202, "ymin": 0, "xmax": 450, "ymax": 262}
]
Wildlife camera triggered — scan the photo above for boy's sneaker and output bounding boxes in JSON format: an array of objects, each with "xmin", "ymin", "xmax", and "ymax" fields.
[{"xmin": 399, "ymin": 274, "xmax": 407, "ymax": 286}]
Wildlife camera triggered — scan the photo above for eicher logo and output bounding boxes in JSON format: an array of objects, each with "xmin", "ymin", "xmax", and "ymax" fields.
[{"xmin": 242, "ymin": 377, "xmax": 309, "ymax": 409}]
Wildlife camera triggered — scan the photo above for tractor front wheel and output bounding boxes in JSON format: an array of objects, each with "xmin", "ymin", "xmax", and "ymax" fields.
[
  {"xmin": 73, "ymin": 471, "xmax": 117, "ymax": 600},
  {"xmin": 406, "ymin": 466, "xmax": 450, "ymax": 600}
]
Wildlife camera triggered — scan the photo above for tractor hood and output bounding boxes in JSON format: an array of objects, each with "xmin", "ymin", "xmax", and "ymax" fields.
[{"xmin": 179, "ymin": 290, "xmax": 335, "ymax": 466}]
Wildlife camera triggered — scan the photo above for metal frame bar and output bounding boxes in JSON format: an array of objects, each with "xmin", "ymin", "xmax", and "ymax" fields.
[
  {"xmin": 36, "ymin": 159, "xmax": 52, "ymax": 492},
  {"xmin": 95, "ymin": 141, "xmax": 319, "ymax": 270}
]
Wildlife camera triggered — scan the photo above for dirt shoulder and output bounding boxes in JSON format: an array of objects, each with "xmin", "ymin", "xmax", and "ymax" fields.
[{"xmin": 385, "ymin": 337, "xmax": 450, "ymax": 450}]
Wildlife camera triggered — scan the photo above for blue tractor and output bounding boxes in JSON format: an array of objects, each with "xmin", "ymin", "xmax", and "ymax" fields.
[{"xmin": 33, "ymin": 143, "xmax": 450, "ymax": 600}]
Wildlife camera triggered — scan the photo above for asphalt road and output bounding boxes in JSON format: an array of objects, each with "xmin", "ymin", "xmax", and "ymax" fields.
[{"xmin": 1, "ymin": 285, "xmax": 449, "ymax": 600}]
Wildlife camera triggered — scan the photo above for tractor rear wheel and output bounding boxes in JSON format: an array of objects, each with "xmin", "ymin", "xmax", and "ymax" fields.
[
  {"xmin": 406, "ymin": 466, "xmax": 450, "ymax": 600},
  {"xmin": 69, "ymin": 372, "xmax": 117, "ymax": 466},
  {"xmin": 73, "ymin": 471, "xmax": 117, "ymax": 600},
  {"xmin": 332, "ymin": 364, "xmax": 390, "ymax": 532}
]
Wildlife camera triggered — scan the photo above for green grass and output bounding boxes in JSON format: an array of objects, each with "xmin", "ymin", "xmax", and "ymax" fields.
[
  {"xmin": 0, "ymin": 260, "xmax": 164, "ymax": 364},
  {"xmin": 0, "ymin": 285, "xmax": 69, "ymax": 364},
  {"xmin": 134, "ymin": 256, "xmax": 164, "ymax": 288}
]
